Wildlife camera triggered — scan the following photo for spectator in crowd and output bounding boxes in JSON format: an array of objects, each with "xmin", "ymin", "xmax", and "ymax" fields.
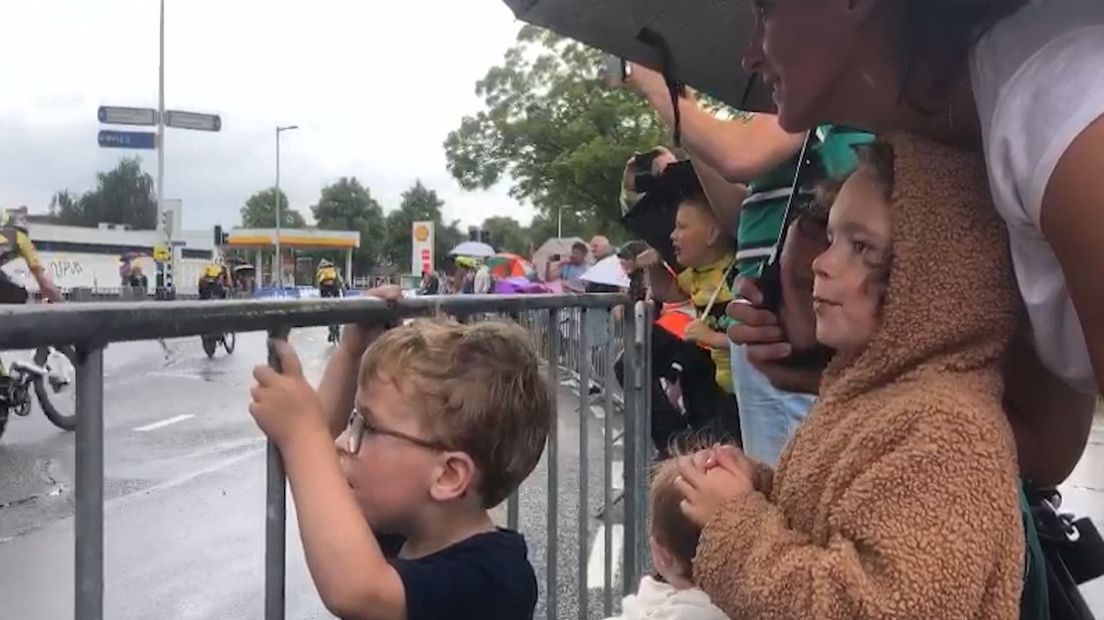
[
  {"xmin": 681, "ymin": 137, "xmax": 1024, "ymax": 620},
  {"xmin": 549, "ymin": 241, "xmax": 590, "ymax": 294},
  {"xmin": 127, "ymin": 265, "xmax": 148, "ymax": 290},
  {"xmin": 419, "ymin": 270, "xmax": 440, "ymax": 296},
  {"xmin": 248, "ymin": 302, "xmax": 552, "ymax": 620},
  {"xmin": 589, "ymin": 235, "xmax": 614, "ymax": 262},
  {"xmin": 473, "ymin": 261, "xmax": 493, "ymax": 295},
  {"xmin": 608, "ymin": 456, "xmax": 728, "ymax": 620},
  {"xmin": 639, "ymin": 187, "xmax": 741, "ymax": 447}
]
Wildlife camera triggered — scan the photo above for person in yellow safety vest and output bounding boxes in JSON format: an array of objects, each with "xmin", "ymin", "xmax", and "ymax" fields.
[
  {"xmin": 0, "ymin": 209, "xmax": 62, "ymax": 303},
  {"xmin": 315, "ymin": 259, "xmax": 344, "ymax": 298},
  {"xmin": 198, "ymin": 262, "xmax": 229, "ymax": 300}
]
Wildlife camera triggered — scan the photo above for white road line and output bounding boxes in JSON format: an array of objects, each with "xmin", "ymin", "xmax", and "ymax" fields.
[
  {"xmin": 587, "ymin": 523, "xmax": 625, "ymax": 590},
  {"xmin": 134, "ymin": 414, "xmax": 194, "ymax": 432},
  {"xmin": 611, "ymin": 460, "xmax": 624, "ymax": 491},
  {"xmin": 146, "ymin": 371, "xmax": 205, "ymax": 381}
]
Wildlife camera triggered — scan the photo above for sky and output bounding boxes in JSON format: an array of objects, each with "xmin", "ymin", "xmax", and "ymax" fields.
[{"xmin": 0, "ymin": 0, "xmax": 532, "ymax": 232}]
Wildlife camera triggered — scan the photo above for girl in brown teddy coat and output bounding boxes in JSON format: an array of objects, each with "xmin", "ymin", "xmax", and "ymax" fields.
[{"xmin": 675, "ymin": 134, "xmax": 1025, "ymax": 620}]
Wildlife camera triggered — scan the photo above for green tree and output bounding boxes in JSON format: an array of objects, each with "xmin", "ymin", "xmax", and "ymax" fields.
[
  {"xmin": 382, "ymin": 180, "xmax": 463, "ymax": 273},
  {"xmin": 481, "ymin": 215, "xmax": 531, "ymax": 255},
  {"xmin": 311, "ymin": 177, "xmax": 385, "ymax": 273},
  {"xmin": 51, "ymin": 158, "xmax": 157, "ymax": 229},
  {"xmin": 240, "ymin": 188, "xmax": 307, "ymax": 229},
  {"xmin": 444, "ymin": 26, "xmax": 669, "ymax": 238}
]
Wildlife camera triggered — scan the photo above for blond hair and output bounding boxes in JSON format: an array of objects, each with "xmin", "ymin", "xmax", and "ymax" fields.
[
  {"xmin": 360, "ymin": 318, "xmax": 552, "ymax": 508},
  {"xmin": 651, "ymin": 458, "xmax": 703, "ymax": 579}
]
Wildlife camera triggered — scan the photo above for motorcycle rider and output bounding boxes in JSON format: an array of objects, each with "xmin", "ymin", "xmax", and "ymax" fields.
[{"xmin": 315, "ymin": 259, "xmax": 344, "ymax": 298}]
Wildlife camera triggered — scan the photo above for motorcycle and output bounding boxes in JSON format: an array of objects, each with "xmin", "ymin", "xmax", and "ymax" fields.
[{"xmin": 0, "ymin": 346, "xmax": 78, "ymax": 439}]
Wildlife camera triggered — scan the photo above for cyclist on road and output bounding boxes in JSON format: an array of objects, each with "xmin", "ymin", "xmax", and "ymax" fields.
[
  {"xmin": 315, "ymin": 259, "xmax": 344, "ymax": 299},
  {"xmin": 0, "ymin": 209, "xmax": 62, "ymax": 304},
  {"xmin": 198, "ymin": 261, "xmax": 229, "ymax": 300}
]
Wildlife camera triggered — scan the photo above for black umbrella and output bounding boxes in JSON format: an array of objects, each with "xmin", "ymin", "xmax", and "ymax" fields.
[{"xmin": 501, "ymin": 0, "xmax": 773, "ymax": 113}]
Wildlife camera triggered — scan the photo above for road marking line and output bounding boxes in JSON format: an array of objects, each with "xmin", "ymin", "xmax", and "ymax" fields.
[
  {"xmin": 587, "ymin": 523, "xmax": 624, "ymax": 590},
  {"xmin": 611, "ymin": 460, "xmax": 624, "ymax": 491},
  {"xmin": 134, "ymin": 414, "xmax": 194, "ymax": 432},
  {"xmin": 146, "ymin": 371, "xmax": 205, "ymax": 381}
]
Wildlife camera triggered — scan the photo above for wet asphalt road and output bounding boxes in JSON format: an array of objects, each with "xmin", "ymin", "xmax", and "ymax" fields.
[
  {"xmin": 0, "ymin": 329, "xmax": 628, "ymax": 619},
  {"xmin": 1, "ymin": 329, "xmax": 1102, "ymax": 618}
]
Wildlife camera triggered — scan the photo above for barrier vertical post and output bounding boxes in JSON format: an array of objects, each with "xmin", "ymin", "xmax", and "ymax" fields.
[
  {"xmin": 546, "ymin": 308, "xmax": 560, "ymax": 620},
  {"xmin": 620, "ymin": 302, "xmax": 639, "ymax": 596},
  {"xmin": 265, "ymin": 327, "xmax": 290, "ymax": 620},
  {"xmin": 577, "ymin": 309, "xmax": 590, "ymax": 619},
  {"xmin": 75, "ymin": 344, "xmax": 105, "ymax": 620},
  {"xmin": 602, "ymin": 310, "xmax": 616, "ymax": 616}
]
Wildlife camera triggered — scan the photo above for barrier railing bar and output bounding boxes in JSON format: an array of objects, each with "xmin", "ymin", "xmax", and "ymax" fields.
[
  {"xmin": 603, "ymin": 310, "xmax": 616, "ymax": 617},
  {"xmin": 577, "ymin": 309, "xmax": 590, "ymax": 620},
  {"xmin": 265, "ymin": 327, "xmax": 291, "ymax": 620},
  {"xmin": 546, "ymin": 308, "xmax": 561, "ymax": 620},
  {"xmin": 620, "ymin": 302, "xmax": 639, "ymax": 596},
  {"xmin": 0, "ymin": 294, "xmax": 628, "ymax": 351},
  {"xmin": 75, "ymin": 344, "xmax": 105, "ymax": 620}
]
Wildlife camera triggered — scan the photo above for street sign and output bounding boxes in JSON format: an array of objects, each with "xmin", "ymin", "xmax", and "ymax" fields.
[
  {"xmin": 98, "ymin": 130, "xmax": 157, "ymax": 150},
  {"xmin": 98, "ymin": 106, "xmax": 158, "ymax": 126},
  {"xmin": 152, "ymin": 244, "xmax": 171, "ymax": 262},
  {"xmin": 164, "ymin": 110, "xmax": 221, "ymax": 132}
]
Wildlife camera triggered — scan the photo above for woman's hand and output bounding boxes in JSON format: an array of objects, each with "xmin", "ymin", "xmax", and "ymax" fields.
[{"xmin": 676, "ymin": 448, "xmax": 755, "ymax": 528}]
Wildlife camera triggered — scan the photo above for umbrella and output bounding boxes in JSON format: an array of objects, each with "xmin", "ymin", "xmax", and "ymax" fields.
[
  {"xmin": 621, "ymin": 159, "xmax": 698, "ymax": 270},
  {"xmin": 233, "ymin": 264, "xmax": 256, "ymax": 273},
  {"xmin": 501, "ymin": 0, "xmax": 773, "ymax": 113},
  {"xmin": 486, "ymin": 253, "xmax": 537, "ymax": 279},
  {"xmin": 449, "ymin": 241, "xmax": 496, "ymax": 258},
  {"xmin": 581, "ymin": 255, "xmax": 630, "ymax": 289},
  {"xmin": 494, "ymin": 276, "xmax": 551, "ymax": 295}
]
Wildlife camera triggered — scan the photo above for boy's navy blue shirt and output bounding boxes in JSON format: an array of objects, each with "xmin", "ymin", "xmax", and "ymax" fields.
[{"xmin": 379, "ymin": 529, "xmax": 537, "ymax": 620}]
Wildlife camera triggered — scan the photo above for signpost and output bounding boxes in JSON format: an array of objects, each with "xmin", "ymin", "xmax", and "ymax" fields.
[
  {"xmin": 97, "ymin": 130, "xmax": 157, "ymax": 150},
  {"xmin": 97, "ymin": 106, "xmax": 158, "ymax": 126},
  {"xmin": 165, "ymin": 110, "xmax": 221, "ymax": 132}
]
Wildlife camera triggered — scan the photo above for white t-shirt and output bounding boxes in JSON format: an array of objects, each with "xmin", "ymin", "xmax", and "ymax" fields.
[{"xmin": 971, "ymin": 0, "xmax": 1104, "ymax": 394}]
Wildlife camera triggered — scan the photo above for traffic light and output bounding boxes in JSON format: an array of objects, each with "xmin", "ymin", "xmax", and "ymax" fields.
[
  {"xmin": 468, "ymin": 226, "xmax": 479, "ymax": 242},
  {"xmin": 160, "ymin": 210, "xmax": 172, "ymax": 236},
  {"xmin": 213, "ymin": 225, "xmax": 228, "ymax": 247}
]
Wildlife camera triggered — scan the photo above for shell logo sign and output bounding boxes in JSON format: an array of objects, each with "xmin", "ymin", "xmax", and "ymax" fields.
[{"xmin": 411, "ymin": 221, "xmax": 434, "ymax": 275}]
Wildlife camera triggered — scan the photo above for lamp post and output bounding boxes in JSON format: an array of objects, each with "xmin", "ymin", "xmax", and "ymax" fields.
[{"xmin": 274, "ymin": 125, "xmax": 298, "ymax": 290}]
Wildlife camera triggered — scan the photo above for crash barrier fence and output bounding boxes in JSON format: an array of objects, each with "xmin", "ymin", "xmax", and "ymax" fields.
[{"xmin": 0, "ymin": 293, "xmax": 654, "ymax": 620}]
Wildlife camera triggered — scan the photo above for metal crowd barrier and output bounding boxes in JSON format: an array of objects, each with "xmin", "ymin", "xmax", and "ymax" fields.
[{"xmin": 0, "ymin": 294, "xmax": 653, "ymax": 620}]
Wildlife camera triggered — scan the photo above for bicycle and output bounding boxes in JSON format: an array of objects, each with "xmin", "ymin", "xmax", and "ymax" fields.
[
  {"xmin": 201, "ymin": 331, "xmax": 236, "ymax": 359},
  {"xmin": 0, "ymin": 345, "xmax": 78, "ymax": 440}
]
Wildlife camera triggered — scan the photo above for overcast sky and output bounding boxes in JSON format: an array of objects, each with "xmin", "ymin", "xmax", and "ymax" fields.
[{"xmin": 0, "ymin": 0, "xmax": 531, "ymax": 232}]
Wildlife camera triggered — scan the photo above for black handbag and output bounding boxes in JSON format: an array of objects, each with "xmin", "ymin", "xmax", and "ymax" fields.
[{"xmin": 1027, "ymin": 486, "xmax": 1104, "ymax": 620}]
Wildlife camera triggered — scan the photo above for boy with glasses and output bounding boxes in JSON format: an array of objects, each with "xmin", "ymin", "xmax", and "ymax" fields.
[{"xmin": 249, "ymin": 292, "xmax": 553, "ymax": 620}]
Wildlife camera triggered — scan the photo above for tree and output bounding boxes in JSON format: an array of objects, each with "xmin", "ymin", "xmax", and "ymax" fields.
[
  {"xmin": 382, "ymin": 180, "xmax": 462, "ymax": 273},
  {"xmin": 481, "ymin": 216, "xmax": 531, "ymax": 255},
  {"xmin": 444, "ymin": 26, "xmax": 669, "ymax": 239},
  {"xmin": 311, "ymin": 177, "xmax": 385, "ymax": 273},
  {"xmin": 51, "ymin": 158, "xmax": 157, "ymax": 229},
  {"xmin": 240, "ymin": 188, "xmax": 307, "ymax": 229}
]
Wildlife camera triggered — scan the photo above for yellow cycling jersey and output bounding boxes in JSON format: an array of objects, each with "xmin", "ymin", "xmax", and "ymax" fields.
[
  {"xmin": 316, "ymin": 266, "xmax": 339, "ymax": 286},
  {"xmin": 0, "ymin": 228, "xmax": 41, "ymax": 270}
]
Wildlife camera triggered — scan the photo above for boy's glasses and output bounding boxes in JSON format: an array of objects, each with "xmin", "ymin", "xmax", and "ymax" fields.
[{"xmin": 343, "ymin": 409, "xmax": 454, "ymax": 455}]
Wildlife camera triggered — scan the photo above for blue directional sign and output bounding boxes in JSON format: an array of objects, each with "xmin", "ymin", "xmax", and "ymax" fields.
[{"xmin": 98, "ymin": 130, "xmax": 157, "ymax": 150}]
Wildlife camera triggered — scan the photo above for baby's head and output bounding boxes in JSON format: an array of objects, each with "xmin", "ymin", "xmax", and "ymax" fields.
[
  {"xmin": 811, "ymin": 143, "xmax": 895, "ymax": 357},
  {"xmin": 649, "ymin": 458, "xmax": 704, "ymax": 589},
  {"xmin": 338, "ymin": 318, "xmax": 553, "ymax": 534}
]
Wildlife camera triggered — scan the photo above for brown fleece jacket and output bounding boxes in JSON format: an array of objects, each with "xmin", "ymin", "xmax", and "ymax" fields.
[{"xmin": 694, "ymin": 133, "xmax": 1025, "ymax": 620}]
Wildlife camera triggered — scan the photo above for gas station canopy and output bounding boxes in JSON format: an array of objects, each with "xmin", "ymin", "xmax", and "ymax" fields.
[{"xmin": 225, "ymin": 228, "xmax": 360, "ymax": 250}]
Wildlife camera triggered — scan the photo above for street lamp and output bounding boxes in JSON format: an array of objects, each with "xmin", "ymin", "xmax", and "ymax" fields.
[{"xmin": 274, "ymin": 124, "xmax": 299, "ymax": 290}]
